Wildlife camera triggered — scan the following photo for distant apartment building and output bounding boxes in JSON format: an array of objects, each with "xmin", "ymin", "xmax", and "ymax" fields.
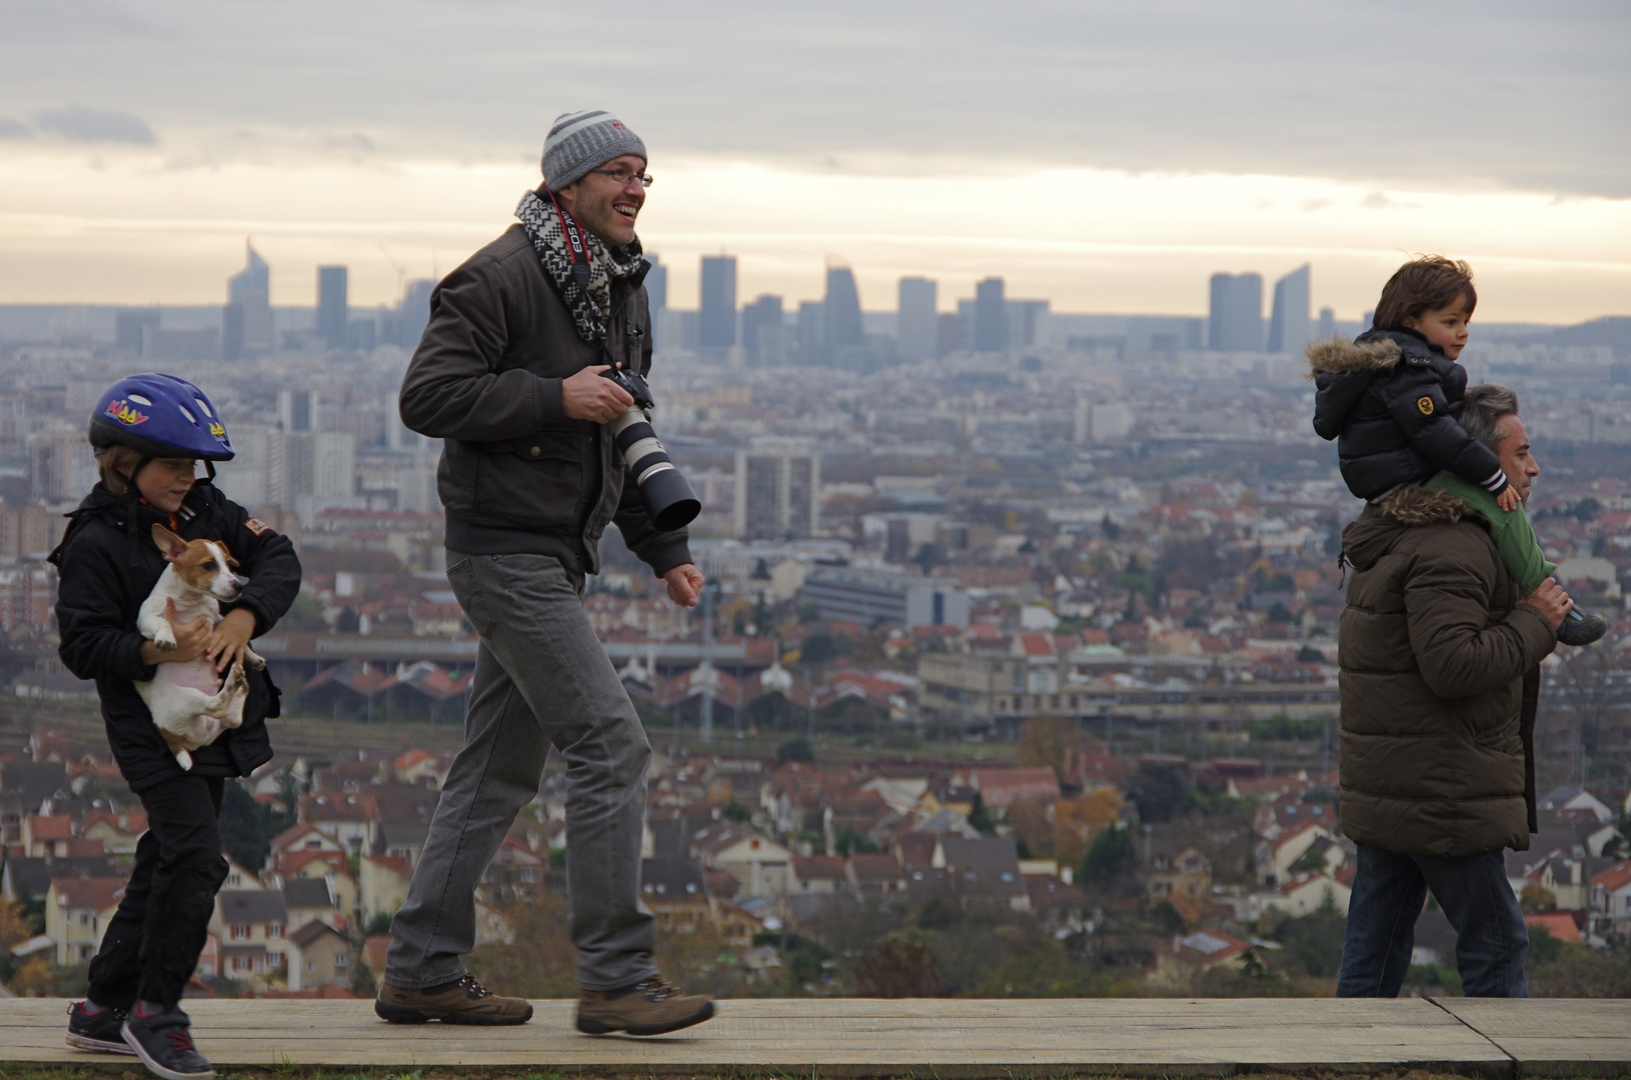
[
  {"xmin": 1209, "ymin": 272, "xmax": 1264, "ymax": 351},
  {"xmin": 897, "ymin": 277, "xmax": 938, "ymax": 361},
  {"xmin": 735, "ymin": 441, "xmax": 819, "ymax": 540},
  {"xmin": 0, "ymin": 502, "xmax": 64, "ymax": 563},
  {"xmin": 317, "ymin": 266, "xmax": 349, "ymax": 349},
  {"xmin": 699, "ymin": 255, "xmax": 737, "ymax": 349},
  {"xmin": 28, "ymin": 428, "xmax": 98, "ymax": 503},
  {"xmin": 799, "ymin": 567, "xmax": 969, "ymax": 630},
  {"xmin": 1266, "ymin": 264, "xmax": 1312, "ymax": 355}
]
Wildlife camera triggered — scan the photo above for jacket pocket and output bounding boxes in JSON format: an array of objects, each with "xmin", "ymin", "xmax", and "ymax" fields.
[{"xmin": 471, "ymin": 432, "xmax": 588, "ymax": 530}]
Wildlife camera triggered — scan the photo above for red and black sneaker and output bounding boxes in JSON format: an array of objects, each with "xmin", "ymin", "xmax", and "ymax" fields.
[
  {"xmin": 66, "ymin": 1000, "xmax": 135, "ymax": 1054},
  {"xmin": 121, "ymin": 1001, "xmax": 214, "ymax": 1080}
]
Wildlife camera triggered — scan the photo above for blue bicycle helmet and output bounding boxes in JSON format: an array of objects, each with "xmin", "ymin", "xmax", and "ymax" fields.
[{"xmin": 88, "ymin": 373, "xmax": 235, "ymax": 461}]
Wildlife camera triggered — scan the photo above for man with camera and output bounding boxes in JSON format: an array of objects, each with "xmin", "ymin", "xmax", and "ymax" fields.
[{"xmin": 387, "ymin": 110, "xmax": 712, "ymax": 1036}]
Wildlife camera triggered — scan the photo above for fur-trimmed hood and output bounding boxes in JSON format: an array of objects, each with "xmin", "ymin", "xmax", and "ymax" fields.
[
  {"xmin": 1342, "ymin": 484, "xmax": 1479, "ymax": 573},
  {"xmin": 1306, "ymin": 336, "xmax": 1402, "ymax": 377}
]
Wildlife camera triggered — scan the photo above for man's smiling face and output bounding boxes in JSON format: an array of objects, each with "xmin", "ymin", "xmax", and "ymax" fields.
[{"xmin": 557, "ymin": 153, "xmax": 646, "ymax": 247}]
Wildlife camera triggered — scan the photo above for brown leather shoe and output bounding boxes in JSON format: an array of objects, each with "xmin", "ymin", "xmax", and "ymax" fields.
[
  {"xmin": 375, "ymin": 974, "xmax": 533, "ymax": 1025},
  {"xmin": 576, "ymin": 974, "xmax": 715, "ymax": 1036}
]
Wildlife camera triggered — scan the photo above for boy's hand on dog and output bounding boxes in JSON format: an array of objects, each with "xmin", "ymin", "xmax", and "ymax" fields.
[
  {"xmin": 140, "ymin": 598, "xmax": 211, "ymax": 665},
  {"xmin": 204, "ymin": 608, "xmax": 258, "ymax": 674}
]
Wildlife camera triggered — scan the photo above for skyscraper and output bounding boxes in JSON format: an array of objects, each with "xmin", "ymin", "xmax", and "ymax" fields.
[
  {"xmin": 1317, "ymin": 306, "xmax": 1337, "ymax": 341},
  {"xmin": 974, "ymin": 277, "xmax": 1008, "ymax": 352},
  {"xmin": 823, "ymin": 266, "xmax": 864, "ymax": 357},
  {"xmin": 1266, "ymin": 264, "xmax": 1312, "ymax": 355},
  {"xmin": 897, "ymin": 277, "xmax": 938, "ymax": 361},
  {"xmin": 699, "ymin": 255, "xmax": 737, "ymax": 348},
  {"xmin": 1208, "ymin": 272, "xmax": 1264, "ymax": 351},
  {"xmin": 225, "ymin": 243, "xmax": 273, "ymax": 361},
  {"xmin": 644, "ymin": 253, "xmax": 668, "ymax": 312},
  {"xmin": 396, "ymin": 279, "xmax": 434, "ymax": 349},
  {"xmin": 317, "ymin": 266, "xmax": 348, "ymax": 349},
  {"xmin": 796, "ymin": 301, "xmax": 825, "ymax": 364},
  {"xmin": 741, "ymin": 294, "xmax": 784, "ymax": 365}
]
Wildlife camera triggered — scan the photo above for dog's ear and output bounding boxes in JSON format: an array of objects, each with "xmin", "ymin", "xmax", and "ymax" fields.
[
  {"xmin": 225, "ymin": 550, "xmax": 240, "ymax": 568},
  {"xmin": 151, "ymin": 524, "xmax": 188, "ymax": 562}
]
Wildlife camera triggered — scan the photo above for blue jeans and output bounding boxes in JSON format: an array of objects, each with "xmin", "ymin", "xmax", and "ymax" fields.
[{"xmin": 1337, "ymin": 844, "xmax": 1528, "ymax": 997}]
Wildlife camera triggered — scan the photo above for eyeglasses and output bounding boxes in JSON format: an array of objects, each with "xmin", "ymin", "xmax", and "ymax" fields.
[{"xmin": 591, "ymin": 168, "xmax": 654, "ymax": 188}]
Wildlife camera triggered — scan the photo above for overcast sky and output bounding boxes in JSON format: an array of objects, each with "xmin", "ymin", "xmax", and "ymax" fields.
[{"xmin": 2, "ymin": 0, "xmax": 1627, "ymax": 321}]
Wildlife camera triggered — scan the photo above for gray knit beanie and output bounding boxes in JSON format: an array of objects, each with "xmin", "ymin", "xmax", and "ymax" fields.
[{"xmin": 541, "ymin": 110, "xmax": 647, "ymax": 190}]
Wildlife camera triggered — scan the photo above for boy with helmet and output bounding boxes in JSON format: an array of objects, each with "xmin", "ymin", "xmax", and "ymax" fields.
[{"xmin": 50, "ymin": 374, "xmax": 301, "ymax": 1079}]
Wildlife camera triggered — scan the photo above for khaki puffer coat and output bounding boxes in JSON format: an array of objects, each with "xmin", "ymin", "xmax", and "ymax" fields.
[{"xmin": 1338, "ymin": 485, "xmax": 1555, "ymax": 857}]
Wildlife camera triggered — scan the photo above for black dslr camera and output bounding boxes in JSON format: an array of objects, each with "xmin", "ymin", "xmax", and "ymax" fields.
[{"xmin": 600, "ymin": 366, "xmax": 700, "ymax": 531}]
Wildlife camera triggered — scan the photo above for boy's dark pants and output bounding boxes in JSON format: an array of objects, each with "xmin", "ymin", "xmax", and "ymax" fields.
[{"xmin": 88, "ymin": 775, "xmax": 229, "ymax": 1009}]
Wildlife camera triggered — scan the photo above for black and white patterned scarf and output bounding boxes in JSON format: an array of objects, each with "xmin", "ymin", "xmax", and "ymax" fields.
[{"xmin": 515, "ymin": 188, "xmax": 644, "ymax": 344}]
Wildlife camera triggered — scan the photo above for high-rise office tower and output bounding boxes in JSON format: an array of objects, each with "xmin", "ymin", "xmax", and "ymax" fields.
[
  {"xmin": 796, "ymin": 301, "xmax": 825, "ymax": 364},
  {"xmin": 396, "ymin": 279, "xmax": 434, "ymax": 349},
  {"xmin": 974, "ymin": 277, "xmax": 1008, "ymax": 352},
  {"xmin": 1317, "ymin": 306, "xmax": 1337, "ymax": 341},
  {"xmin": 897, "ymin": 277, "xmax": 938, "ymax": 361},
  {"xmin": 278, "ymin": 389, "xmax": 317, "ymax": 433},
  {"xmin": 699, "ymin": 255, "xmax": 737, "ymax": 348},
  {"xmin": 1208, "ymin": 272, "xmax": 1264, "ymax": 351},
  {"xmin": 317, "ymin": 266, "xmax": 349, "ymax": 349},
  {"xmin": 224, "ymin": 243, "xmax": 273, "ymax": 361},
  {"xmin": 734, "ymin": 440, "xmax": 820, "ymax": 540},
  {"xmin": 823, "ymin": 266, "xmax": 864, "ymax": 356},
  {"xmin": 1266, "ymin": 264, "xmax": 1312, "ymax": 355},
  {"xmin": 644, "ymin": 253, "xmax": 668, "ymax": 312},
  {"xmin": 741, "ymin": 294, "xmax": 784, "ymax": 365}
]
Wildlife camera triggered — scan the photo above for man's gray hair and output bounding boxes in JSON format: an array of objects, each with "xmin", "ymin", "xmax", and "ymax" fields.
[{"xmin": 1460, "ymin": 383, "xmax": 1520, "ymax": 452}]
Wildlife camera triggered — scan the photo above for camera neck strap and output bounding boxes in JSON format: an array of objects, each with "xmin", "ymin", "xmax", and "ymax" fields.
[{"xmin": 543, "ymin": 185, "xmax": 594, "ymax": 291}]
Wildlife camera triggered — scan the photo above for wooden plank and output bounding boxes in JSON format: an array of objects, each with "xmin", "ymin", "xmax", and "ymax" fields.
[
  {"xmin": 1432, "ymin": 998, "xmax": 1631, "ymax": 1077},
  {"xmin": 0, "ymin": 997, "xmax": 1520, "ymax": 1076}
]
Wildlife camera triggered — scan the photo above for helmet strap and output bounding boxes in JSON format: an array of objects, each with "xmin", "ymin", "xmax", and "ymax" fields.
[
  {"xmin": 123, "ymin": 455, "xmax": 153, "ymax": 495},
  {"xmin": 203, "ymin": 460, "xmax": 217, "ymax": 483}
]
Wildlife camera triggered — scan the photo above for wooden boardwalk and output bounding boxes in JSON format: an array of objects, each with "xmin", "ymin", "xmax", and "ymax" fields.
[{"xmin": 2, "ymin": 997, "xmax": 1628, "ymax": 1077}]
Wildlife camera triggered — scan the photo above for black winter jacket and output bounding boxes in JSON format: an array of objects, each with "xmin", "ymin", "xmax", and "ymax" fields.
[
  {"xmin": 50, "ymin": 483, "xmax": 301, "ymax": 793},
  {"xmin": 1310, "ymin": 329, "xmax": 1510, "ymax": 502},
  {"xmin": 398, "ymin": 223, "xmax": 691, "ymax": 577}
]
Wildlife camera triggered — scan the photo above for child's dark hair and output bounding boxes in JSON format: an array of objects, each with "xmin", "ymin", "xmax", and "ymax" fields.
[{"xmin": 1372, "ymin": 255, "xmax": 1477, "ymax": 332}]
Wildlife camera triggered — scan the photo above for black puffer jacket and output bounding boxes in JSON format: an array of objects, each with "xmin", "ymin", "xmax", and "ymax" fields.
[
  {"xmin": 1310, "ymin": 329, "xmax": 1509, "ymax": 502},
  {"xmin": 50, "ymin": 482, "xmax": 301, "ymax": 793}
]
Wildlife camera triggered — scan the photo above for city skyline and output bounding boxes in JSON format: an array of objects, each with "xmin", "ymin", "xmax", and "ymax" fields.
[{"xmin": 0, "ymin": 4, "xmax": 1625, "ymax": 322}]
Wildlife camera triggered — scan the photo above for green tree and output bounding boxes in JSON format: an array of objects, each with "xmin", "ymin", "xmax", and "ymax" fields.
[
  {"xmin": 218, "ymin": 777, "xmax": 295, "ymax": 872},
  {"xmin": 776, "ymin": 737, "xmax": 814, "ymax": 764},
  {"xmin": 834, "ymin": 825, "xmax": 880, "ymax": 855},
  {"xmin": 723, "ymin": 800, "xmax": 752, "ymax": 823},
  {"xmin": 1078, "ymin": 825, "xmax": 1136, "ymax": 884},
  {"xmin": 966, "ymin": 792, "xmax": 995, "ymax": 835}
]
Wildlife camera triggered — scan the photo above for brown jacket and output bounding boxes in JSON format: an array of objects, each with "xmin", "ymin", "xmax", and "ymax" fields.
[{"xmin": 1337, "ymin": 485, "xmax": 1555, "ymax": 857}]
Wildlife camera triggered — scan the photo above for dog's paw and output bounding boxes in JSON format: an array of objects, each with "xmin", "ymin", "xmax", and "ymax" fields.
[
  {"xmin": 152, "ymin": 630, "xmax": 177, "ymax": 652},
  {"xmin": 175, "ymin": 749, "xmax": 193, "ymax": 771},
  {"xmin": 245, "ymin": 648, "xmax": 266, "ymax": 671}
]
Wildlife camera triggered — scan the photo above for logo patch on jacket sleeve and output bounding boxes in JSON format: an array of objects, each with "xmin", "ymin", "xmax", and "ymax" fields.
[
  {"xmin": 1417, "ymin": 396, "xmax": 1434, "ymax": 416},
  {"xmin": 244, "ymin": 517, "xmax": 271, "ymax": 536}
]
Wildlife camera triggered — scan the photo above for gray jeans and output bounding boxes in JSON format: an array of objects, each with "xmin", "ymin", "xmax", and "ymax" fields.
[{"xmin": 384, "ymin": 551, "xmax": 656, "ymax": 992}]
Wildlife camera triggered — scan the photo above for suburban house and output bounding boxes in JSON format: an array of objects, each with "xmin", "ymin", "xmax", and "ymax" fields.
[
  {"xmin": 789, "ymin": 855, "xmax": 846, "ymax": 895},
  {"xmin": 1150, "ymin": 929, "xmax": 1256, "ymax": 989},
  {"xmin": 78, "ymin": 809, "xmax": 147, "ymax": 856},
  {"xmin": 287, "ymin": 921, "xmax": 353, "ymax": 991},
  {"xmin": 359, "ymin": 855, "xmax": 413, "ymax": 922},
  {"xmin": 1588, "ymin": 860, "xmax": 1631, "ymax": 941},
  {"xmin": 211, "ymin": 889, "xmax": 292, "ymax": 979},
  {"xmin": 45, "ymin": 876, "xmax": 123, "ymax": 964},
  {"xmin": 691, "ymin": 822, "xmax": 793, "ymax": 898}
]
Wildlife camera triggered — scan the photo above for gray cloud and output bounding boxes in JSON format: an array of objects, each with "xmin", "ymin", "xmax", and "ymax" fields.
[
  {"xmin": 0, "ymin": 0, "xmax": 1625, "ymax": 196},
  {"xmin": 33, "ymin": 104, "xmax": 156, "ymax": 144},
  {"xmin": 0, "ymin": 117, "xmax": 30, "ymax": 138}
]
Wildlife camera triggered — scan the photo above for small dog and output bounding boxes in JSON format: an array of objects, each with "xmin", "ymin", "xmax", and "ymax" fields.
[{"xmin": 135, "ymin": 524, "xmax": 265, "ymax": 770}]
